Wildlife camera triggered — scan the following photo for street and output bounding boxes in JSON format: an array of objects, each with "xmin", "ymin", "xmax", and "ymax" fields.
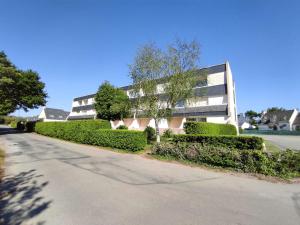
[
  {"xmin": 0, "ymin": 126, "xmax": 300, "ymax": 225},
  {"xmin": 246, "ymin": 134, "xmax": 300, "ymax": 150}
]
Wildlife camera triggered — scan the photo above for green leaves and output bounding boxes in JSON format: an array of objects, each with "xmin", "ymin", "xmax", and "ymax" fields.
[
  {"xmin": 35, "ymin": 121, "xmax": 146, "ymax": 151},
  {"xmin": 0, "ymin": 51, "xmax": 47, "ymax": 115},
  {"xmin": 128, "ymin": 39, "xmax": 201, "ymax": 138},
  {"xmin": 94, "ymin": 81, "xmax": 130, "ymax": 120}
]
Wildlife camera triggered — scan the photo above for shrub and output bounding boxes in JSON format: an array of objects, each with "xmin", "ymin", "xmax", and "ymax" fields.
[
  {"xmin": 144, "ymin": 126, "xmax": 156, "ymax": 143},
  {"xmin": 1, "ymin": 116, "xmax": 17, "ymax": 125},
  {"xmin": 35, "ymin": 121, "xmax": 146, "ymax": 151},
  {"xmin": 173, "ymin": 134, "xmax": 264, "ymax": 150},
  {"xmin": 151, "ymin": 143, "xmax": 300, "ymax": 178},
  {"xmin": 25, "ymin": 121, "xmax": 36, "ymax": 132},
  {"xmin": 162, "ymin": 129, "xmax": 173, "ymax": 138},
  {"xmin": 117, "ymin": 125, "xmax": 128, "ymax": 130},
  {"xmin": 9, "ymin": 121, "xmax": 17, "ymax": 128},
  {"xmin": 184, "ymin": 122, "xmax": 237, "ymax": 135},
  {"xmin": 16, "ymin": 121, "xmax": 25, "ymax": 130}
]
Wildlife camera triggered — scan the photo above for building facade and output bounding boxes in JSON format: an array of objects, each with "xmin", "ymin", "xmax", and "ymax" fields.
[{"xmin": 68, "ymin": 62, "xmax": 238, "ymax": 133}]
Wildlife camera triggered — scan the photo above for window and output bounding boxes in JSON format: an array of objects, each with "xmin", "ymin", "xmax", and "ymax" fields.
[
  {"xmin": 83, "ymin": 99, "xmax": 88, "ymax": 105},
  {"xmin": 78, "ymin": 100, "xmax": 82, "ymax": 105},
  {"xmin": 197, "ymin": 117, "xmax": 207, "ymax": 122},
  {"xmin": 175, "ymin": 100, "xmax": 185, "ymax": 108},
  {"xmin": 187, "ymin": 117, "xmax": 206, "ymax": 122}
]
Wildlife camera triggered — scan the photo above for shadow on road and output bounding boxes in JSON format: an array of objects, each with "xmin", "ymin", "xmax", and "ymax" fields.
[
  {"xmin": 0, "ymin": 169, "xmax": 52, "ymax": 225},
  {"xmin": 0, "ymin": 126, "xmax": 24, "ymax": 136}
]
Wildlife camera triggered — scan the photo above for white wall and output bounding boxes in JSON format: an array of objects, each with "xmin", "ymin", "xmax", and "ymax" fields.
[
  {"xmin": 206, "ymin": 116, "xmax": 227, "ymax": 124},
  {"xmin": 208, "ymin": 96, "xmax": 226, "ymax": 105},
  {"xmin": 207, "ymin": 72, "xmax": 226, "ymax": 86}
]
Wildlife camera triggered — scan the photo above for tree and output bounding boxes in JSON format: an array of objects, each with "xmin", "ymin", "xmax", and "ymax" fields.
[
  {"xmin": 94, "ymin": 81, "xmax": 130, "ymax": 120},
  {"xmin": 245, "ymin": 110, "xmax": 261, "ymax": 125},
  {"xmin": 129, "ymin": 39, "xmax": 200, "ymax": 142},
  {"xmin": 267, "ymin": 107, "xmax": 286, "ymax": 113},
  {"xmin": 0, "ymin": 51, "xmax": 47, "ymax": 115}
]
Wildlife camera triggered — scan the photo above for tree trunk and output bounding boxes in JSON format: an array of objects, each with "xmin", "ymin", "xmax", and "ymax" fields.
[{"xmin": 154, "ymin": 118, "xmax": 160, "ymax": 143}]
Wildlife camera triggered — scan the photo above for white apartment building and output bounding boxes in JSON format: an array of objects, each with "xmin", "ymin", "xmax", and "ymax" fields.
[{"xmin": 68, "ymin": 62, "xmax": 238, "ymax": 133}]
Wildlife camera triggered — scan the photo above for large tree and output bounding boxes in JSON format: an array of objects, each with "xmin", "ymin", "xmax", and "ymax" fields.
[
  {"xmin": 129, "ymin": 39, "xmax": 200, "ymax": 142},
  {"xmin": 0, "ymin": 51, "xmax": 47, "ymax": 115},
  {"xmin": 94, "ymin": 81, "xmax": 130, "ymax": 120}
]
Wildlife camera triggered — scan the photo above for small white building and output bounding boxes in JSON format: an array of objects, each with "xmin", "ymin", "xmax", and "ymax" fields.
[{"xmin": 39, "ymin": 107, "xmax": 70, "ymax": 122}]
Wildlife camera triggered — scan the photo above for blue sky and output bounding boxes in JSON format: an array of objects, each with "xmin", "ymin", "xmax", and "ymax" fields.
[{"xmin": 1, "ymin": 0, "xmax": 299, "ymax": 116}]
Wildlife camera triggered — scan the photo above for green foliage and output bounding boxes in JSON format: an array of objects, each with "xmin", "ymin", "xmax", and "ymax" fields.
[
  {"xmin": 16, "ymin": 121, "xmax": 25, "ymax": 130},
  {"xmin": 35, "ymin": 121, "xmax": 146, "ymax": 151},
  {"xmin": 117, "ymin": 125, "xmax": 128, "ymax": 130},
  {"xmin": 144, "ymin": 126, "xmax": 156, "ymax": 143},
  {"xmin": 25, "ymin": 121, "xmax": 36, "ymax": 132},
  {"xmin": 267, "ymin": 107, "xmax": 286, "ymax": 113},
  {"xmin": 184, "ymin": 122, "xmax": 237, "ymax": 135},
  {"xmin": 129, "ymin": 39, "xmax": 200, "ymax": 142},
  {"xmin": 173, "ymin": 134, "xmax": 264, "ymax": 150},
  {"xmin": 162, "ymin": 129, "xmax": 173, "ymax": 138},
  {"xmin": 245, "ymin": 110, "xmax": 260, "ymax": 119},
  {"xmin": 9, "ymin": 120, "xmax": 17, "ymax": 128},
  {"xmin": 95, "ymin": 81, "xmax": 130, "ymax": 121},
  {"xmin": 0, "ymin": 116, "xmax": 17, "ymax": 125},
  {"xmin": 151, "ymin": 143, "xmax": 300, "ymax": 178},
  {"xmin": 0, "ymin": 51, "xmax": 47, "ymax": 115}
]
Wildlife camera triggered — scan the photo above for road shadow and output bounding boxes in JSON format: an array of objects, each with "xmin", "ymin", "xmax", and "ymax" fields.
[
  {"xmin": 0, "ymin": 169, "xmax": 52, "ymax": 225},
  {"xmin": 0, "ymin": 126, "xmax": 24, "ymax": 136}
]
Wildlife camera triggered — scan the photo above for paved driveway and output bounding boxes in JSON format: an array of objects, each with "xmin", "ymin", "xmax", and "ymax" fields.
[
  {"xmin": 0, "ymin": 126, "xmax": 300, "ymax": 225},
  {"xmin": 249, "ymin": 134, "xmax": 300, "ymax": 150}
]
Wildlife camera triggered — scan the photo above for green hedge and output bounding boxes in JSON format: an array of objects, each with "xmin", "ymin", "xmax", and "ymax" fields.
[
  {"xmin": 152, "ymin": 143, "xmax": 300, "ymax": 178},
  {"xmin": 35, "ymin": 121, "xmax": 146, "ymax": 151},
  {"xmin": 184, "ymin": 122, "xmax": 237, "ymax": 135},
  {"xmin": 173, "ymin": 134, "xmax": 264, "ymax": 150}
]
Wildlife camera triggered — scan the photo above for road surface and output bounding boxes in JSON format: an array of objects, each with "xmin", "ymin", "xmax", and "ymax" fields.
[
  {"xmin": 0, "ymin": 126, "xmax": 300, "ymax": 225},
  {"xmin": 249, "ymin": 134, "xmax": 300, "ymax": 150}
]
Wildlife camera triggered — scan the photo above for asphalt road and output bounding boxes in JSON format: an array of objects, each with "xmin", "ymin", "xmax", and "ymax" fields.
[
  {"xmin": 249, "ymin": 134, "xmax": 300, "ymax": 150},
  {"xmin": 0, "ymin": 126, "xmax": 300, "ymax": 225}
]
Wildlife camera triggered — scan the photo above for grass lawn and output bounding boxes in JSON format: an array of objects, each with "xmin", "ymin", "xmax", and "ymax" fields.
[{"xmin": 264, "ymin": 140, "xmax": 281, "ymax": 152}]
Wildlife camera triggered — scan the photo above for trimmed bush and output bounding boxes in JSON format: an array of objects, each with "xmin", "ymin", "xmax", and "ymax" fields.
[
  {"xmin": 144, "ymin": 126, "xmax": 156, "ymax": 143},
  {"xmin": 184, "ymin": 122, "xmax": 237, "ymax": 135},
  {"xmin": 9, "ymin": 121, "xmax": 18, "ymax": 128},
  {"xmin": 25, "ymin": 121, "xmax": 36, "ymax": 132},
  {"xmin": 117, "ymin": 125, "xmax": 128, "ymax": 130},
  {"xmin": 162, "ymin": 129, "xmax": 173, "ymax": 138},
  {"xmin": 1, "ymin": 116, "xmax": 18, "ymax": 125},
  {"xmin": 173, "ymin": 134, "xmax": 264, "ymax": 150},
  {"xmin": 35, "ymin": 121, "xmax": 146, "ymax": 151},
  {"xmin": 16, "ymin": 121, "xmax": 25, "ymax": 130},
  {"xmin": 151, "ymin": 143, "xmax": 300, "ymax": 178}
]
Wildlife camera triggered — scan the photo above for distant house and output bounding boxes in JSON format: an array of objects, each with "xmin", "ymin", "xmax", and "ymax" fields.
[
  {"xmin": 258, "ymin": 109, "xmax": 298, "ymax": 131},
  {"xmin": 238, "ymin": 113, "xmax": 256, "ymax": 130},
  {"xmin": 38, "ymin": 107, "xmax": 70, "ymax": 122}
]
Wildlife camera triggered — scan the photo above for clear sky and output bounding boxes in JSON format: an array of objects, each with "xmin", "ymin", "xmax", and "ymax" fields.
[{"xmin": 1, "ymin": 0, "xmax": 299, "ymax": 116}]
